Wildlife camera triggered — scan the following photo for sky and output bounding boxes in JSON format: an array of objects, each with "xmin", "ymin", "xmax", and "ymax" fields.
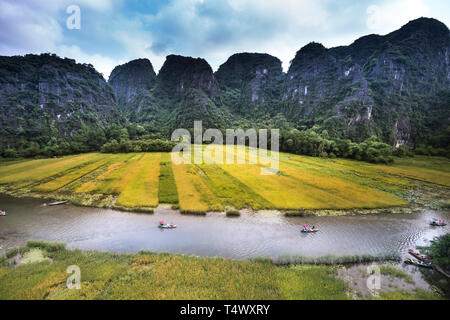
[{"xmin": 1, "ymin": 0, "xmax": 449, "ymax": 79}]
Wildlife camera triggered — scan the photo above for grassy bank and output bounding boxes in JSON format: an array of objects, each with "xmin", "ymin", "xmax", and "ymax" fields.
[
  {"xmin": 0, "ymin": 242, "xmax": 441, "ymax": 300},
  {"xmin": 0, "ymin": 148, "xmax": 448, "ymax": 214}
]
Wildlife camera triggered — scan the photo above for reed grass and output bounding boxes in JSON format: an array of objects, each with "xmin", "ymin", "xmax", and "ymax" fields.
[
  {"xmin": 0, "ymin": 242, "xmax": 348, "ymax": 300},
  {"xmin": 274, "ymin": 252, "xmax": 401, "ymax": 266}
]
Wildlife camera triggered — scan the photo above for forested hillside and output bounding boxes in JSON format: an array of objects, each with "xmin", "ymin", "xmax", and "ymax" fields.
[{"xmin": 0, "ymin": 18, "xmax": 448, "ymax": 161}]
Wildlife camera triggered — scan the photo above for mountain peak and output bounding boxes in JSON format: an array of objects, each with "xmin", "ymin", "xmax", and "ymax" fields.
[
  {"xmin": 215, "ymin": 52, "xmax": 283, "ymax": 89},
  {"xmin": 108, "ymin": 58, "xmax": 157, "ymax": 109},
  {"xmin": 387, "ymin": 17, "xmax": 449, "ymax": 43},
  {"xmin": 109, "ymin": 58, "xmax": 156, "ymax": 82},
  {"xmin": 400, "ymin": 17, "xmax": 449, "ymax": 33},
  {"xmin": 296, "ymin": 42, "xmax": 327, "ymax": 56},
  {"xmin": 158, "ymin": 54, "xmax": 217, "ymax": 97}
]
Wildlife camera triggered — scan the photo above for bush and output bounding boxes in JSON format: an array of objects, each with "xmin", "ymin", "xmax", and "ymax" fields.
[
  {"xmin": 3, "ymin": 148, "xmax": 18, "ymax": 158},
  {"xmin": 393, "ymin": 145, "xmax": 411, "ymax": 157},
  {"xmin": 101, "ymin": 139, "xmax": 177, "ymax": 154},
  {"xmin": 26, "ymin": 240, "xmax": 66, "ymax": 252}
]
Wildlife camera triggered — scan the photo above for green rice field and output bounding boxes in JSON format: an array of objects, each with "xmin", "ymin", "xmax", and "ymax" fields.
[{"xmin": 0, "ymin": 147, "xmax": 448, "ymax": 213}]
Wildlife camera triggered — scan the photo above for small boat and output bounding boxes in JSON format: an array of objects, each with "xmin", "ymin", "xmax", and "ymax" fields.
[
  {"xmin": 430, "ymin": 218, "xmax": 447, "ymax": 226},
  {"xmin": 408, "ymin": 249, "xmax": 431, "ymax": 263},
  {"xmin": 0, "ymin": 210, "xmax": 6, "ymax": 216},
  {"xmin": 302, "ymin": 228, "xmax": 319, "ymax": 233},
  {"xmin": 404, "ymin": 257, "xmax": 432, "ymax": 268},
  {"xmin": 301, "ymin": 224, "xmax": 319, "ymax": 233},
  {"xmin": 158, "ymin": 224, "xmax": 177, "ymax": 229},
  {"xmin": 48, "ymin": 200, "xmax": 68, "ymax": 206},
  {"xmin": 158, "ymin": 221, "xmax": 176, "ymax": 229}
]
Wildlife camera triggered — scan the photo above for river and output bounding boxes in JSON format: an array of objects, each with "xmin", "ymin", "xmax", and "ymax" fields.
[{"xmin": 1, "ymin": 195, "xmax": 448, "ymax": 260}]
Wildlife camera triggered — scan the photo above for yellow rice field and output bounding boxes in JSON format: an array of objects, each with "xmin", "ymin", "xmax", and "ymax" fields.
[
  {"xmin": 115, "ymin": 153, "xmax": 161, "ymax": 209},
  {"xmin": 0, "ymin": 147, "xmax": 448, "ymax": 213}
]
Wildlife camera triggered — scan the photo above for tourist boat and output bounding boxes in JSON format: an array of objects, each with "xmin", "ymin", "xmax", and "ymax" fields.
[
  {"xmin": 158, "ymin": 221, "xmax": 177, "ymax": 229},
  {"xmin": 301, "ymin": 224, "xmax": 319, "ymax": 233},
  {"xmin": 430, "ymin": 218, "xmax": 447, "ymax": 226},
  {"xmin": 0, "ymin": 210, "xmax": 6, "ymax": 216},
  {"xmin": 408, "ymin": 249, "xmax": 431, "ymax": 263},
  {"xmin": 404, "ymin": 257, "xmax": 432, "ymax": 268},
  {"xmin": 47, "ymin": 200, "xmax": 68, "ymax": 206}
]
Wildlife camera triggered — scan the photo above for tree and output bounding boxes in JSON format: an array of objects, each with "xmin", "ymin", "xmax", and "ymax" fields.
[{"xmin": 421, "ymin": 234, "xmax": 450, "ymax": 270}]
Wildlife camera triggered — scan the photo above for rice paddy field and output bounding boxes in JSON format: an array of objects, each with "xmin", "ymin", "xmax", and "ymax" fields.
[{"xmin": 0, "ymin": 147, "xmax": 449, "ymax": 214}]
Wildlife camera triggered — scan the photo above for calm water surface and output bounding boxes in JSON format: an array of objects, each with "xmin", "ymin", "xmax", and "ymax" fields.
[{"xmin": 0, "ymin": 195, "xmax": 448, "ymax": 260}]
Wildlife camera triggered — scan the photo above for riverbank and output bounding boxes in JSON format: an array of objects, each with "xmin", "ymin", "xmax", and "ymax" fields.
[
  {"xmin": 0, "ymin": 151, "xmax": 449, "ymax": 215},
  {"xmin": 0, "ymin": 241, "xmax": 443, "ymax": 300}
]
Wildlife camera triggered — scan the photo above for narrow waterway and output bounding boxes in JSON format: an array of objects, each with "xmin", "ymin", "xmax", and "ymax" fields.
[{"xmin": 1, "ymin": 195, "xmax": 448, "ymax": 260}]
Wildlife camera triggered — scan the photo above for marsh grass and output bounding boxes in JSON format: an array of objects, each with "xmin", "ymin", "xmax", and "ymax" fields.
[
  {"xmin": 375, "ymin": 288, "xmax": 442, "ymax": 300},
  {"xmin": 0, "ymin": 242, "xmax": 350, "ymax": 300},
  {"xmin": 274, "ymin": 252, "xmax": 401, "ymax": 266},
  {"xmin": 379, "ymin": 265, "xmax": 414, "ymax": 284},
  {"xmin": 180, "ymin": 210, "xmax": 207, "ymax": 216},
  {"xmin": 226, "ymin": 209, "xmax": 241, "ymax": 217}
]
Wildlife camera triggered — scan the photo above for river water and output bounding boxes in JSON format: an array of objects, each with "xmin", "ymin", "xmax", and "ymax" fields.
[{"xmin": 0, "ymin": 195, "xmax": 448, "ymax": 260}]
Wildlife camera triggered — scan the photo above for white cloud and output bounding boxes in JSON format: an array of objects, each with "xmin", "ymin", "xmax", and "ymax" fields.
[
  {"xmin": 56, "ymin": 45, "xmax": 122, "ymax": 78},
  {"xmin": 365, "ymin": 0, "xmax": 431, "ymax": 34},
  {"xmin": 0, "ymin": 0, "xmax": 449, "ymax": 77},
  {"xmin": 0, "ymin": 1, "xmax": 63, "ymax": 54},
  {"xmin": 0, "ymin": 0, "xmax": 124, "ymax": 78}
]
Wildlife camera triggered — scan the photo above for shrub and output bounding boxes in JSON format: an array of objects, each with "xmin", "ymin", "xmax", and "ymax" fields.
[
  {"xmin": 3, "ymin": 148, "xmax": 18, "ymax": 158},
  {"xmin": 26, "ymin": 240, "xmax": 66, "ymax": 252}
]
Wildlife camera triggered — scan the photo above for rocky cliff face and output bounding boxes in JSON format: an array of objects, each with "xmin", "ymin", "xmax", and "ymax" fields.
[
  {"xmin": 215, "ymin": 53, "xmax": 285, "ymax": 115},
  {"xmin": 105, "ymin": 18, "xmax": 450, "ymax": 146},
  {"xmin": 0, "ymin": 53, "xmax": 122, "ymax": 147},
  {"xmin": 2, "ymin": 18, "xmax": 448, "ymax": 150},
  {"xmin": 156, "ymin": 55, "xmax": 225, "ymax": 129},
  {"xmin": 283, "ymin": 18, "xmax": 450, "ymax": 146},
  {"xmin": 157, "ymin": 55, "xmax": 218, "ymax": 99},
  {"xmin": 108, "ymin": 59, "xmax": 156, "ymax": 112},
  {"xmin": 111, "ymin": 54, "xmax": 227, "ymax": 131}
]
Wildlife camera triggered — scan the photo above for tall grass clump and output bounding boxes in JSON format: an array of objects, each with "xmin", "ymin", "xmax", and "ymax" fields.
[
  {"xmin": 26, "ymin": 240, "xmax": 66, "ymax": 252},
  {"xmin": 275, "ymin": 252, "xmax": 401, "ymax": 266}
]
